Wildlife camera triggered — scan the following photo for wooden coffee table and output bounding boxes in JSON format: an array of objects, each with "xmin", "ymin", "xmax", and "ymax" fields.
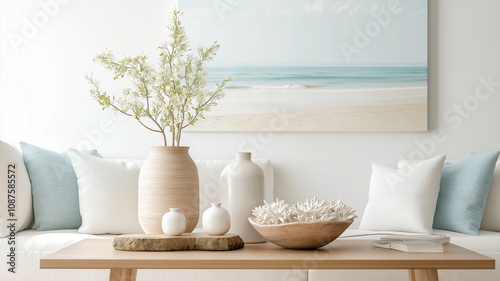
[{"xmin": 40, "ymin": 239, "xmax": 494, "ymax": 281}]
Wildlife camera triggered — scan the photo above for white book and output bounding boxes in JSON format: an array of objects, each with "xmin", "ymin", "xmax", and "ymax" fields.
[
  {"xmin": 379, "ymin": 234, "xmax": 450, "ymax": 244},
  {"xmin": 390, "ymin": 241, "xmax": 444, "ymax": 253},
  {"xmin": 372, "ymin": 234, "xmax": 449, "ymax": 253}
]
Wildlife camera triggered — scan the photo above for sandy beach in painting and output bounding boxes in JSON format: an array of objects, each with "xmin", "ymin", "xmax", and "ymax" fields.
[
  {"xmin": 182, "ymin": 0, "xmax": 428, "ymax": 132},
  {"xmin": 190, "ymin": 86, "xmax": 427, "ymax": 131}
]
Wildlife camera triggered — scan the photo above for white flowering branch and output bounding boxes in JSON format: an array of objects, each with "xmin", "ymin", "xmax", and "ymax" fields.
[
  {"xmin": 252, "ymin": 197, "xmax": 357, "ymax": 225},
  {"xmin": 85, "ymin": 10, "xmax": 232, "ymax": 146}
]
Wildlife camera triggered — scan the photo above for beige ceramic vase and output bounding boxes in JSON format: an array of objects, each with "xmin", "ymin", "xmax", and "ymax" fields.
[{"xmin": 138, "ymin": 146, "xmax": 199, "ymax": 234}]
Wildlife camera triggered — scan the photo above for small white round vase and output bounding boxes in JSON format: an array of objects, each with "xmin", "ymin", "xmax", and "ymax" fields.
[
  {"xmin": 162, "ymin": 208, "xmax": 186, "ymax": 236},
  {"xmin": 202, "ymin": 202, "xmax": 231, "ymax": 235}
]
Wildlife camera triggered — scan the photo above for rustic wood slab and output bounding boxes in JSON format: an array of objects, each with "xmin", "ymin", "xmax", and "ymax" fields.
[{"xmin": 112, "ymin": 233, "xmax": 244, "ymax": 251}]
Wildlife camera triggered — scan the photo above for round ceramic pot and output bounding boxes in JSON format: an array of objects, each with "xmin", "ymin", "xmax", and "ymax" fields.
[
  {"xmin": 202, "ymin": 202, "xmax": 231, "ymax": 235},
  {"xmin": 162, "ymin": 208, "xmax": 186, "ymax": 236}
]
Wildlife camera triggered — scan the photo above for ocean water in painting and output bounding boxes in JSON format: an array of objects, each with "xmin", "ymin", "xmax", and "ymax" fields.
[
  {"xmin": 208, "ymin": 66, "xmax": 427, "ymax": 89},
  {"xmin": 196, "ymin": 65, "xmax": 428, "ymax": 130},
  {"xmin": 181, "ymin": 0, "xmax": 428, "ymax": 131}
]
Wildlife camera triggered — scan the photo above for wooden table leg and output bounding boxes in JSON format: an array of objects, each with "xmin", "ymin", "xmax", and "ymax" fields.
[
  {"xmin": 408, "ymin": 269, "xmax": 439, "ymax": 281},
  {"xmin": 109, "ymin": 268, "xmax": 137, "ymax": 281}
]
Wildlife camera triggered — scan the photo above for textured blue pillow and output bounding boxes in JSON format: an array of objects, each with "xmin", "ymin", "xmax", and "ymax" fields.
[
  {"xmin": 433, "ymin": 151, "xmax": 499, "ymax": 235},
  {"xmin": 20, "ymin": 142, "xmax": 98, "ymax": 231}
]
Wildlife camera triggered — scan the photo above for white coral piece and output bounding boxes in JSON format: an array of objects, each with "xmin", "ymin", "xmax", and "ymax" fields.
[
  {"xmin": 252, "ymin": 199, "xmax": 293, "ymax": 225},
  {"xmin": 252, "ymin": 197, "xmax": 357, "ymax": 225}
]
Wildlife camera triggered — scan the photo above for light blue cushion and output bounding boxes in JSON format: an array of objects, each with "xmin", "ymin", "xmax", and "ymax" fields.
[
  {"xmin": 433, "ymin": 151, "xmax": 499, "ymax": 235},
  {"xmin": 20, "ymin": 142, "xmax": 98, "ymax": 231}
]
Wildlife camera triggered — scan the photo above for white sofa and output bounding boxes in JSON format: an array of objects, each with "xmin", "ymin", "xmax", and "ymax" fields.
[{"xmin": 1, "ymin": 158, "xmax": 499, "ymax": 281}]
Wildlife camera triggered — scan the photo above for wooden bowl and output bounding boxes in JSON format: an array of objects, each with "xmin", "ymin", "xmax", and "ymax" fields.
[{"xmin": 248, "ymin": 217, "xmax": 354, "ymax": 249}]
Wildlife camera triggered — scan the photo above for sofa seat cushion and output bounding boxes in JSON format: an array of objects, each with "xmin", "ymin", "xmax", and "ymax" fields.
[
  {"xmin": 432, "ymin": 229, "xmax": 500, "ymax": 253},
  {"xmin": 12, "ymin": 228, "xmax": 499, "ymax": 259},
  {"xmin": 0, "ymin": 229, "xmax": 115, "ymax": 281},
  {"xmin": 11, "ymin": 229, "xmax": 115, "ymax": 253}
]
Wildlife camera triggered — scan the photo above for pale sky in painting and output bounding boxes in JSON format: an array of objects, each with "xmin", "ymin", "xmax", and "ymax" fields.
[{"xmin": 180, "ymin": 0, "xmax": 428, "ymax": 67}]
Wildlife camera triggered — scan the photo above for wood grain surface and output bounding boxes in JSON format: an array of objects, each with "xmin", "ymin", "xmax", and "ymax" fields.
[
  {"xmin": 112, "ymin": 233, "xmax": 244, "ymax": 251},
  {"xmin": 41, "ymin": 239, "xmax": 495, "ymax": 270}
]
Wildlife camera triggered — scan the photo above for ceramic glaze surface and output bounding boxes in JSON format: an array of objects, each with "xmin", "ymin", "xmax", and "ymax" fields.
[
  {"xmin": 220, "ymin": 152, "xmax": 265, "ymax": 243},
  {"xmin": 202, "ymin": 202, "xmax": 231, "ymax": 235},
  {"xmin": 162, "ymin": 208, "xmax": 186, "ymax": 236}
]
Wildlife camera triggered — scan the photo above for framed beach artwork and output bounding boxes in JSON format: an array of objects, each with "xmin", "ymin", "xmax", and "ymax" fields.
[{"xmin": 180, "ymin": 0, "xmax": 428, "ymax": 131}]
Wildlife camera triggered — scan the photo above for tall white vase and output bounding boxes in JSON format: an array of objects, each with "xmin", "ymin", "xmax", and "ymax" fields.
[{"xmin": 220, "ymin": 152, "xmax": 265, "ymax": 243}]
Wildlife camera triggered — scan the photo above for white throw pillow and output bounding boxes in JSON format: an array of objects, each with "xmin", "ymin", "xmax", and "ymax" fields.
[
  {"xmin": 67, "ymin": 149, "xmax": 144, "ymax": 234},
  {"xmin": 359, "ymin": 155, "xmax": 446, "ymax": 233},
  {"xmin": 481, "ymin": 160, "xmax": 500, "ymax": 231},
  {"xmin": 0, "ymin": 140, "xmax": 34, "ymax": 237}
]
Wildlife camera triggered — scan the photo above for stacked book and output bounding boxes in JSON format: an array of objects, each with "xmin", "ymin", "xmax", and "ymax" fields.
[{"xmin": 372, "ymin": 234, "xmax": 450, "ymax": 253}]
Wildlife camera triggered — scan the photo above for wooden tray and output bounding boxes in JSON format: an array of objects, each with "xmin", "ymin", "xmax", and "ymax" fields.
[{"xmin": 112, "ymin": 233, "xmax": 244, "ymax": 251}]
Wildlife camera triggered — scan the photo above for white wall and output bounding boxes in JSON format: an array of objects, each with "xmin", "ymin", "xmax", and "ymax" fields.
[{"xmin": 2, "ymin": 0, "xmax": 500, "ymax": 227}]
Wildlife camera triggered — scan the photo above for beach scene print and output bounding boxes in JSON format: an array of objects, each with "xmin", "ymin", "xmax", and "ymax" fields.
[{"xmin": 181, "ymin": 0, "xmax": 428, "ymax": 131}]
